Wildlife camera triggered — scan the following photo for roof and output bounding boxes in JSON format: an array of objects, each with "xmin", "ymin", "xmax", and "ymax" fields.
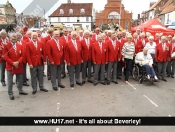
[
  {"xmin": 147, "ymin": 0, "xmax": 161, "ymax": 12},
  {"xmin": 50, "ymin": 3, "xmax": 93, "ymax": 17},
  {"xmin": 0, "ymin": 4, "xmax": 5, "ymax": 8},
  {"xmin": 160, "ymin": 2, "xmax": 175, "ymax": 14}
]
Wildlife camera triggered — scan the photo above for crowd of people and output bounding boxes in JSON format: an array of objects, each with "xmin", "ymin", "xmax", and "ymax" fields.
[{"xmin": 0, "ymin": 27, "xmax": 175, "ymax": 100}]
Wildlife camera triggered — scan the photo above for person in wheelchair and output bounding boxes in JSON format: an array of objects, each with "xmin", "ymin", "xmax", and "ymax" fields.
[{"xmin": 135, "ymin": 47, "xmax": 158, "ymax": 81}]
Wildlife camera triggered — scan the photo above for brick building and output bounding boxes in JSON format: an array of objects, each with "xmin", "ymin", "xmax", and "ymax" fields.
[{"xmin": 95, "ymin": 0, "xmax": 132, "ymax": 31}]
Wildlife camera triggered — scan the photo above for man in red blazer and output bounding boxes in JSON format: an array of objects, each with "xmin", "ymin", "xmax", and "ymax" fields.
[
  {"xmin": 60, "ymin": 29, "xmax": 71, "ymax": 79},
  {"xmin": 81, "ymin": 30, "xmax": 93, "ymax": 84},
  {"xmin": 133, "ymin": 33, "xmax": 143, "ymax": 54},
  {"xmin": 26, "ymin": 32, "xmax": 48, "ymax": 94},
  {"xmin": 92, "ymin": 34, "xmax": 108, "ymax": 86},
  {"xmin": 0, "ymin": 30, "xmax": 8, "ymax": 86},
  {"xmin": 16, "ymin": 32, "xmax": 29, "ymax": 86},
  {"xmin": 47, "ymin": 31, "xmax": 65, "ymax": 91},
  {"xmin": 155, "ymin": 36, "xmax": 171, "ymax": 82},
  {"xmin": 107, "ymin": 32, "xmax": 121, "ymax": 85},
  {"xmin": 76, "ymin": 30, "xmax": 84, "ymax": 41},
  {"xmin": 65, "ymin": 31, "xmax": 82, "ymax": 87},
  {"xmin": 167, "ymin": 35, "xmax": 173, "ymax": 77},
  {"xmin": 3, "ymin": 33, "xmax": 28, "ymax": 100},
  {"xmin": 92, "ymin": 28, "xmax": 100, "ymax": 42},
  {"xmin": 105, "ymin": 30, "xmax": 112, "ymax": 42},
  {"xmin": 140, "ymin": 32, "xmax": 149, "ymax": 48},
  {"xmin": 167, "ymin": 37, "xmax": 175, "ymax": 78},
  {"xmin": 43, "ymin": 28, "xmax": 54, "ymax": 80}
]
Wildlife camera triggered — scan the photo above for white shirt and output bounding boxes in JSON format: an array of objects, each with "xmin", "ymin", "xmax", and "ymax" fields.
[
  {"xmin": 145, "ymin": 42, "xmax": 156, "ymax": 54},
  {"xmin": 32, "ymin": 41, "xmax": 37, "ymax": 49},
  {"xmin": 72, "ymin": 39, "xmax": 77, "ymax": 50}
]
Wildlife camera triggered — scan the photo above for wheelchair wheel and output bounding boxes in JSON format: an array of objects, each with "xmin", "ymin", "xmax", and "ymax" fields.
[
  {"xmin": 139, "ymin": 78, "xmax": 143, "ymax": 84},
  {"xmin": 132, "ymin": 65, "xmax": 139, "ymax": 81}
]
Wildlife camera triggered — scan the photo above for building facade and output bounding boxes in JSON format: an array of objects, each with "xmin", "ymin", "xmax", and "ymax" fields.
[
  {"xmin": 49, "ymin": 1, "xmax": 95, "ymax": 30},
  {"xmin": 95, "ymin": 0, "xmax": 132, "ymax": 31}
]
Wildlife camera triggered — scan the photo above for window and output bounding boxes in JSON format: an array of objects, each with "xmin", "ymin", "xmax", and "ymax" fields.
[
  {"xmin": 69, "ymin": 9, "xmax": 73, "ymax": 14},
  {"xmin": 77, "ymin": 17, "xmax": 79, "ymax": 22},
  {"xmin": 125, "ymin": 22, "xmax": 128, "ymax": 30},
  {"xmin": 80, "ymin": 8, "xmax": 85, "ymax": 14},
  {"xmin": 86, "ymin": 17, "xmax": 89, "ymax": 22},
  {"xmin": 108, "ymin": 11, "xmax": 120, "ymax": 19},
  {"xmin": 67, "ymin": 17, "xmax": 70, "ymax": 22},
  {"xmin": 161, "ymin": 1, "xmax": 164, "ymax": 6},
  {"xmin": 60, "ymin": 9, "xmax": 64, "ymax": 14},
  {"xmin": 0, "ymin": 9, "xmax": 2, "ymax": 14}
]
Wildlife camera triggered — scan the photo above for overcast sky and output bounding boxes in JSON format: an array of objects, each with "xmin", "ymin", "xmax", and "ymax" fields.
[{"xmin": 1, "ymin": 0, "xmax": 157, "ymax": 19}]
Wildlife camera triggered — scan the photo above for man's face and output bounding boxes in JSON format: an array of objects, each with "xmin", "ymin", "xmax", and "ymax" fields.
[
  {"xmin": 1, "ymin": 33, "xmax": 7, "ymax": 39},
  {"xmin": 37, "ymin": 32, "xmax": 41, "ymax": 37},
  {"xmin": 79, "ymin": 32, "xmax": 83, "ymax": 36},
  {"xmin": 111, "ymin": 34, "xmax": 116, "ymax": 40},
  {"xmin": 122, "ymin": 32, "xmax": 126, "ymax": 38},
  {"xmin": 53, "ymin": 32, "xmax": 60, "ymax": 39},
  {"xmin": 133, "ymin": 34, "xmax": 138, "ymax": 39},
  {"xmin": 141, "ymin": 35, "xmax": 145, "ymax": 39},
  {"xmin": 84, "ymin": 33, "xmax": 90, "ymax": 38},
  {"xmin": 136, "ymin": 30, "xmax": 141, "ymax": 35},
  {"xmin": 17, "ymin": 35, "xmax": 22, "ymax": 41},
  {"xmin": 96, "ymin": 29, "xmax": 100, "ymax": 34},
  {"xmin": 143, "ymin": 49, "xmax": 148, "ymax": 55},
  {"xmin": 117, "ymin": 33, "xmax": 122, "ymax": 39},
  {"xmin": 32, "ymin": 34, "xmax": 38, "ymax": 42},
  {"xmin": 68, "ymin": 30, "xmax": 72, "ymax": 35},
  {"xmin": 98, "ymin": 36, "xmax": 102, "ymax": 42},
  {"xmin": 10, "ymin": 36, "xmax": 17, "ymax": 43},
  {"xmin": 108, "ymin": 32, "xmax": 112, "ymax": 37},
  {"xmin": 105, "ymin": 31, "xmax": 108, "ymax": 36},
  {"xmin": 63, "ymin": 30, "xmax": 68, "ymax": 36},
  {"xmin": 168, "ymin": 36, "xmax": 172, "ymax": 41},
  {"xmin": 71, "ymin": 33, "xmax": 77, "ymax": 40},
  {"xmin": 27, "ymin": 33, "xmax": 32, "ymax": 38},
  {"xmin": 161, "ymin": 38, "xmax": 166, "ymax": 43},
  {"xmin": 149, "ymin": 38, "xmax": 154, "ymax": 43}
]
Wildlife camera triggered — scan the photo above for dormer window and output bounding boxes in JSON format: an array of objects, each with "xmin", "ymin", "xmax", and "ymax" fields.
[
  {"xmin": 80, "ymin": 8, "xmax": 85, "ymax": 14},
  {"xmin": 60, "ymin": 9, "xmax": 64, "ymax": 14},
  {"xmin": 69, "ymin": 9, "xmax": 73, "ymax": 14}
]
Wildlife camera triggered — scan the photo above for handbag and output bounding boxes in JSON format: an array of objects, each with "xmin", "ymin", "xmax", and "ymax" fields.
[{"xmin": 12, "ymin": 63, "xmax": 24, "ymax": 75}]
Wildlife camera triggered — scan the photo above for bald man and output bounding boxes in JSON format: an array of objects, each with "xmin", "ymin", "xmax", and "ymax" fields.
[{"xmin": 26, "ymin": 32, "xmax": 48, "ymax": 94}]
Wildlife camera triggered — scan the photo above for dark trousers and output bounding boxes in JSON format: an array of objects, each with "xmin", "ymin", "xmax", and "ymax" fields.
[
  {"xmin": 22, "ymin": 63, "xmax": 27, "ymax": 83},
  {"xmin": 61, "ymin": 63, "xmax": 66, "ymax": 75},
  {"xmin": 94, "ymin": 64, "xmax": 105, "ymax": 83},
  {"xmin": 107, "ymin": 62, "xmax": 118, "ymax": 82},
  {"xmin": 47, "ymin": 59, "xmax": 51, "ymax": 78},
  {"xmin": 142, "ymin": 64, "xmax": 156, "ymax": 77},
  {"xmin": 69, "ymin": 64, "xmax": 81, "ymax": 85},
  {"xmin": 117, "ymin": 60, "xmax": 122, "ymax": 76},
  {"xmin": 0, "ymin": 62, "xmax": 6, "ymax": 83},
  {"xmin": 51, "ymin": 64, "xmax": 62, "ymax": 87},
  {"xmin": 157, "ymin": 62, "xmax": 168, "ymax": 79},
  {"xmin": 82, "ymin": 60, "xmax": 92, "ymax": 81},
  {"xmin": 124, "ymin": 58, "xmax": 133, "ymax": 81}
]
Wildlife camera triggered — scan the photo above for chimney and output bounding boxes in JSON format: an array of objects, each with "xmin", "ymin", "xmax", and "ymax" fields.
[
  {"xmin": 138, "ymin": 14, "xmax": 140, "ymax": 19},
  {"xmin": 150, "ymin": 2, "xmax": 156, "ymax": 8},
  {"xmin": 67, "ymin": 0, "xmax": 71, "ymax": 3}
]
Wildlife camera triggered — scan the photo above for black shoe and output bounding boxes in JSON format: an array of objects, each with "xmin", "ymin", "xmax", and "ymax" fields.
[
  {"xmin": 43, "ymin": 74, "xmax": 46, "ymax": 77},
  {"xmin": 13, "ymin": 82, "xmax": 15, "ymax": 85},
  {"xmin": 19, "ymin": 91, "xmax": 28, "ymax": 95},
  {"xmin": 23, "ymin": 83, "xmax": 29, "ymax": 86},
  {"xmin": 82, "ymin": 81, "xmax": 86, "ymax": 85},
  {"xmin": 88, "ymin": 80, "xmax": 93, "ymax": 83},
  {"xmin": 162, "ymin": 79, "xmax": 167, "ymax": 82},
  {"xmin": 61, "ymin": 74, "xmax": 66, "ymax": 79},
  {"xmin": 70, "ymin": 84, "xmax": 74, "ymax": 87},
  {"xmin": 48, "ymin": 77, "xmax": 51, "ymax": 80},
  {"xmin": 40, "ymin": 88, "xmax": 48, "ymax": 92},
  {"xmin": 93, "ymin": 83, "xmax": 98, "ymax": 86},
  {"xmin": 113, "ymin": 81, "xmax": 118, "ymax": 84},
  {"xmin": 32, "ymin": 90, "xmax": 37, "ymax": 95},
  {"xmin": 53, "ymin": 87, "xmax": 58, "ymax": 91},
  {"xmin": 117, "ymin": 76, "xmax": 122, "ymax": 80},
  {"xmin": 9, "ymin": 95, "xmax": 14, "ymax": 100},
  {"xmin": 58, "ymin": 84, "xmax": 65, "ymax": 88},
  {"xmin": 76, "ymin": 82, "xmax": 82, "ymax": 86},
  {"xmin": 2, "ymin": 82, "xmax": 6, "ymax": 86},
  {"xmin": 171, "ymin": 76, "xmax": 174, "ymax": 78},
  {"xmin": 167, "ymin": 75, "xmax": 170, "ymax": 77},
  {"xmin": 26, "ymin": 78, "xmax": 29, "ymax": 81},
  {"xmin": 107, "ymin": 82, "xmax": 110, "ymax": 85},
  {"xmin": 101, "ymin": 82, "xmax": 106, "ymax": 85}
]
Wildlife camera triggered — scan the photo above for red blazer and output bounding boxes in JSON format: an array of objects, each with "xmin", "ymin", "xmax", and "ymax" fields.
[
  {"xmin": 140, "ymin": 38, "xmax": 149, "ymax": 47},
  {"xmin": 16, "ymin": 40, "xmax": 28, "ymax": 64},
  {"xmin": 107, "ymin": 40, "xmax": 121, "ymax": 62},
  {"xmin": 26, "ymin": 41, "xmax": 46, "ymax": 67},
  {"xmin": 133, "ymin": 39, "xmax": 143, "ymax": 54},
  {"xmin": 154, "ymin": 39, "xmax": 161, "ymax": 45},
  {"xmin": 46, "ymin": 39, "xmax": 64, "ymax": 65},
  {"xmin": 43, "ymin": 35, "xmax": 52, "ymax": 55},
  {"xmin": 22, "ymin": 35, "xmax": 28, "ymax": 41},
  {"xmin": 76, "ymin": 36, "xmax": 84, "ymax": 41},
  {"xmin": 3, "ymin": 43, "xmax": 23, "ymax": 71},
  {"xmin": 81, "ymin": 38, "xmax": 93, "ymax": 61},
  {"xmin": 91, "ymin": 34, "xmax": 99, "ymax": 42},
  {"xmin": 0, "ymin": 39, "xmax": 9, "ymax": 63},
  {"xmin": 92, "ymin": 42, "xmax": 108, "ymax": 65},
  {"xmin": 65, "ymin": 40, "xmax": 82, "ymax": 65},
  {"xmin": 155, "ymin": 43, "xmax": 171, "ymax": 62},
  {"xmin": 170, "ymin": 43, "xmax": 175, "ymax": 60}
]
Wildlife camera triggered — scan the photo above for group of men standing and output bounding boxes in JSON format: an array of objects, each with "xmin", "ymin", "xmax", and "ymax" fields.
[{"xmin": 0, "ymin": 27, "xmax": 175, "ymax": 100}]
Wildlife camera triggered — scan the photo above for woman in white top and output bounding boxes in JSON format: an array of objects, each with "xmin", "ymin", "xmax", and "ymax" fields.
[
  {"xmin": 145, "ymin": 36, "xmax": 157, "ymax": 70},
  {"xmin": 122, "ymin": 34, "xmax": 135, "ymax": 84}
]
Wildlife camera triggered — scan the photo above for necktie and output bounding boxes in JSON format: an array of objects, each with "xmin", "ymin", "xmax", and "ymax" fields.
[
  {"xmin": 112, "ymin": 40, "xmax": 116, "ymax": 49},
  {"xmin": 2, "ymin": 39, "xmax": 6, "ymax": 44},
  {"xmin": 55, "ymin": 39, "xmax": 60, "ymax": 51},
  {"xmin": 162, "ymin": 43, "xmax": 165, "ymax": 51},
  {"xmin": 99, "ymin": 42, "xmax": 102, "ymax": 52},
  {"xmin": 73, "ymin": 40, "xmax": 77, "ymax": 51},
  {"xmin": 33, "ymin": 42, "xmax": 37, "ymax": 49},
  {"xmin": 13, "ymin": 43, "xmax": 16, "ymax": 53},
  {"xmin": 65, "ymin": 36, "xmax": 68, "ymax": 42},
  {"xmin": 86, "ymin": 39, "xmax": 89, "ymax": 49}
]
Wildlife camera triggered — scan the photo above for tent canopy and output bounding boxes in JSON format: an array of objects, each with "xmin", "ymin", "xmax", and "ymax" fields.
[{"xmin": 132, "ymin": 18, "xmax": 175, "ymax": 36}]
